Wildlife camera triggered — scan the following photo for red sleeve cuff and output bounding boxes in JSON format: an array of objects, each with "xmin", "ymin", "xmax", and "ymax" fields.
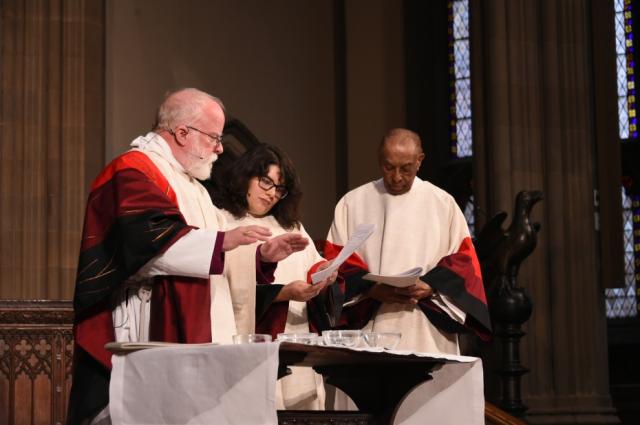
[
  {"xmin": 209, "ymin": 231, "xmax": 226, "ymax": 275},
  {"xmin": 256, "ymin": 245, "xmax": 277, "ymax": 284}
]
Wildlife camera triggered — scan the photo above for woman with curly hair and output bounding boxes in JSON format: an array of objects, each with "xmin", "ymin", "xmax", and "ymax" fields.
[{"xmin": 211, "ymin": 143, "xmax": 338, "ymax": 410}]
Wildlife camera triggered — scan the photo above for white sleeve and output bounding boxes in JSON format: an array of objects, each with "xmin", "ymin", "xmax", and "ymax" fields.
[
  {"xmin": 327, "ymin": 196, "xmax": 350, "ymax": 246},
  {"xmin": 135, "ymin": 229, "xmax": 219, "ymax": 279}
]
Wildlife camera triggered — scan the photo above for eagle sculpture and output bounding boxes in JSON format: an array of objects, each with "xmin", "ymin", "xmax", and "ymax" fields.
[{"xmin": 474, "ymin": 190, "xmax": 543, "ymax": 294}]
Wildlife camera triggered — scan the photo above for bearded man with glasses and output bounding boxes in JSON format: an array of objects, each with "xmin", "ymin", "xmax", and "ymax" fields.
[{"xmin": 67, "ymin": 88, "xmax": 309, "ymax": 425}]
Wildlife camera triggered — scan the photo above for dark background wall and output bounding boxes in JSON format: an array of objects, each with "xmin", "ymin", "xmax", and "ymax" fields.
[{"xmin": 105, "ymin": 0, "xmax": 406, "ymax": 240}]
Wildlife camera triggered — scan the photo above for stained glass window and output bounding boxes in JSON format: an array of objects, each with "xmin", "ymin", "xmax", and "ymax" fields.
[
  {"xmin": 615, "ymin": 0, "xmax": 637, "ymax": 140},
  {"xmin": 464, "ymin": 196, "xmax": 476, "ymax": 237},
  {"xmin": 448, "ymin": 0, "xmax": 473, "ymax": 158},
  {"xmin": 448, "ymin": 0, "xmax": 475, "ymax": 236},
  {"xmin": 607, "ymin": 0, "xmax": 639, "ymax": 318},
  {"xmin": 605, "ymin": 189, "xmax": 640, "ymax": 318}
]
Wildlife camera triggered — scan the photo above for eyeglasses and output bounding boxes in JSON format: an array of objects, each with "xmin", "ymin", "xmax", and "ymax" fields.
[
  {"xmin": 186, "ymin": 125, "xmax": 224, "ymax": 148},
  {"xmin": 257, "ymin": 176, "xmax": 288, "ymax": 199}
]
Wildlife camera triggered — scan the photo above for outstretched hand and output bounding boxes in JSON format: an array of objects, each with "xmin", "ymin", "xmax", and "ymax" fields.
[
  {"xmin": 222, "ymin": 225, "xmax": 272, "ymax": 252},
  {"xmin": 259, "ymin": 233, "xmax": 309, "ymax": 263}
]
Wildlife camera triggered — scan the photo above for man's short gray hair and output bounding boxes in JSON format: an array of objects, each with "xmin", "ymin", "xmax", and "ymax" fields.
[
  {"xmin": 153, "ymin": 88, "xmax": 225, "ymax": 131},
  {"xmin": 379, "ymin": 128, "xmax": 423, "ymax": 154}
]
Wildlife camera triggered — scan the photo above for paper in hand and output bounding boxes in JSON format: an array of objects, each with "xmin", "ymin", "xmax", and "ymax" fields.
[
  {"xmin": 362, "ymin": 267, "xmax": 424, "ymax": 288},
  {"xmin": 311, "ymin": 223, "xmax": 375, "ymax": 284}
]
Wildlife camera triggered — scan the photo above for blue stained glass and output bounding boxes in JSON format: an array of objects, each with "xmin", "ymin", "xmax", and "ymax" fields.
[
  {"xmin": 464, "ymin": 196, "xmax": 476, "ymax": 237},
  {"xmin": 619, "ymin": 97, "xmax": 630, "ymax": 138},
  {"xmin": 615, "ymin": 1, "xmax": 637, "ymax": 141},
  {"xmin": 453, "ymin": 1, "xmax": 469, "ymax": 39},
  {"xmin": 456, "ymin": 119, "xmax": 473, "ymax": 157},
  {"xmin": 454, "ymin": 40, "xmax": 470, "ymax": 79},
  {"xmin": 449, "ymin": 0, "xmax": 472, "ymax": 160},
  {"xmin": 610, "ymin": 287, "xmax": 624, "ymax": 297},
  {"xmin": 456, "ymin": 79, "xmax": 472, "ymax": 118},
  {"xmin": 618, "ymin": 57, "xmax": 628, "ymax": 96},
  {"xmin": 623, "ymin": 297, "xmax": 637, "ymax": 314},
  {"xmin": 615, "ymin": 0, "xmax": 624, "ymax": 12},
  {"xmin": 616, "ymin": 13, "xmax": 626, "ymax": 53},
  {"xmin": 626, "ymin": 285, "xmax": 636, "ymax": 296},
  {"xmin": 606, "ymin": 188, "xmax": 639, "ymax": 318}
]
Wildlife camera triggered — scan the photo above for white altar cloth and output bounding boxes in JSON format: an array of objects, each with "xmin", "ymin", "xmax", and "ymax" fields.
[
  {"xmin": 108, "ymin": 342, "xmax": 483, "ymax": 425},
  {"xmin": 328, "ymin": 347, "xmax": 484, "ymax": 425},
  {"xmin": 390, "ymin": 351, "xmax": 484, "ymax": 425},
  {"xmin": 109, "ymin": 342, "xmax": 280, "ymax": 425}
]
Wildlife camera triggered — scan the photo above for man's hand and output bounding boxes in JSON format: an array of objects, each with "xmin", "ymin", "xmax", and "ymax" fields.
[
  {"xmin": 275, "ymin": 280, "xmax": 328, "ymax": 302},
  {"xmin": 222, "ymin": 225, "xmax": 272, "ymax": 252},
  {"xmin": 367, "ymin": 279, "xmax": 433, "ymax": 304},
  {"xmin": 259, "ymin": 233, "xmax": 309, "ymax": 263},
  {"xmin": 405, "ymin": 280, "xmax": 434, "ymax": 301}
]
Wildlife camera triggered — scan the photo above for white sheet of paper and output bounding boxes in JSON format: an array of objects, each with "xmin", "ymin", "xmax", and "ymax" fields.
[
  {"xmin": 311, "ymin": 223, "xmax": 375, "ymax": 284},
  {"xmin": 362, "ymin": 267, "xmax": 424, "ymax": 288}
]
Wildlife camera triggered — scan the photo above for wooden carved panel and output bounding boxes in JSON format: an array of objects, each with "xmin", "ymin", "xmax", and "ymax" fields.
[{"xmin": 0, "ymin": 300, "xmax": 74, "ymax": 425}]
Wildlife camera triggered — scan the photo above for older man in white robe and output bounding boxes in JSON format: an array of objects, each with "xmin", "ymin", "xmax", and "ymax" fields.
[{"xmin": 325, "ymin": 128, "xmax": 491, "ymax": 354}]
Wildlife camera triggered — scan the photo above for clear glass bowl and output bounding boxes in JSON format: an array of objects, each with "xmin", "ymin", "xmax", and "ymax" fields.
[
  {"xmin": 232, "ymin": 333, "xmax": 272, "ymax": 344},
  {"xmin": 276, "ymin": 332, "xmax": 318, "ymax": 345},
  {"xmin": 362, "ymin": 331, "xmax": 402, "ymax": 350},
  {"xmin": 321, "ymin": 330, "xmax": 362, "ymax": 347}
]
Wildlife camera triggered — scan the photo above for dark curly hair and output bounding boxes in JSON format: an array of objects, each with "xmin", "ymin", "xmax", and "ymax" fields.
[{"xmin": 214, "ymin": 143, "xmax": 302, "ymax": 230}]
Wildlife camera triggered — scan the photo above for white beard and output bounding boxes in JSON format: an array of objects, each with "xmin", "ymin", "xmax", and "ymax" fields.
[{"xmin": 186, "ymin": 153, "xmax": 218, "ymax": 180}]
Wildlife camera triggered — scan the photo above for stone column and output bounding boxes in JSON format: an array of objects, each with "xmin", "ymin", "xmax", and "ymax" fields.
[
  {"xmin": 471, "ymin": 0, "xmax": 620, "ymax": 423},
  {"xmin": 0, "ymin": 0, "xmax": 105, "ymax": 300}
]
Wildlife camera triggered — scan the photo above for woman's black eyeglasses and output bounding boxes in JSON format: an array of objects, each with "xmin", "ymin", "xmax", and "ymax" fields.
[{"xmin": 257, "ymin": 176, "xmax": 288, "ymax": 199}]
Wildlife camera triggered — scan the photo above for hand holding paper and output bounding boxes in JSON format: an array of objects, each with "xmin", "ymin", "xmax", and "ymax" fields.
[
  {"xmin": 362, "ymin": 267, "xmax": 424, "ymax": 288},
  {"xmin": 311, "ymin": 223, "xmax": 375, "ymax": 284}
]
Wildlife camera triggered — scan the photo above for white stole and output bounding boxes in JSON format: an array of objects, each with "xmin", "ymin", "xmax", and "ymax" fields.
[{"xmin": 135, "ymin": 133, "xmax": 241, "ymax": 344}]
